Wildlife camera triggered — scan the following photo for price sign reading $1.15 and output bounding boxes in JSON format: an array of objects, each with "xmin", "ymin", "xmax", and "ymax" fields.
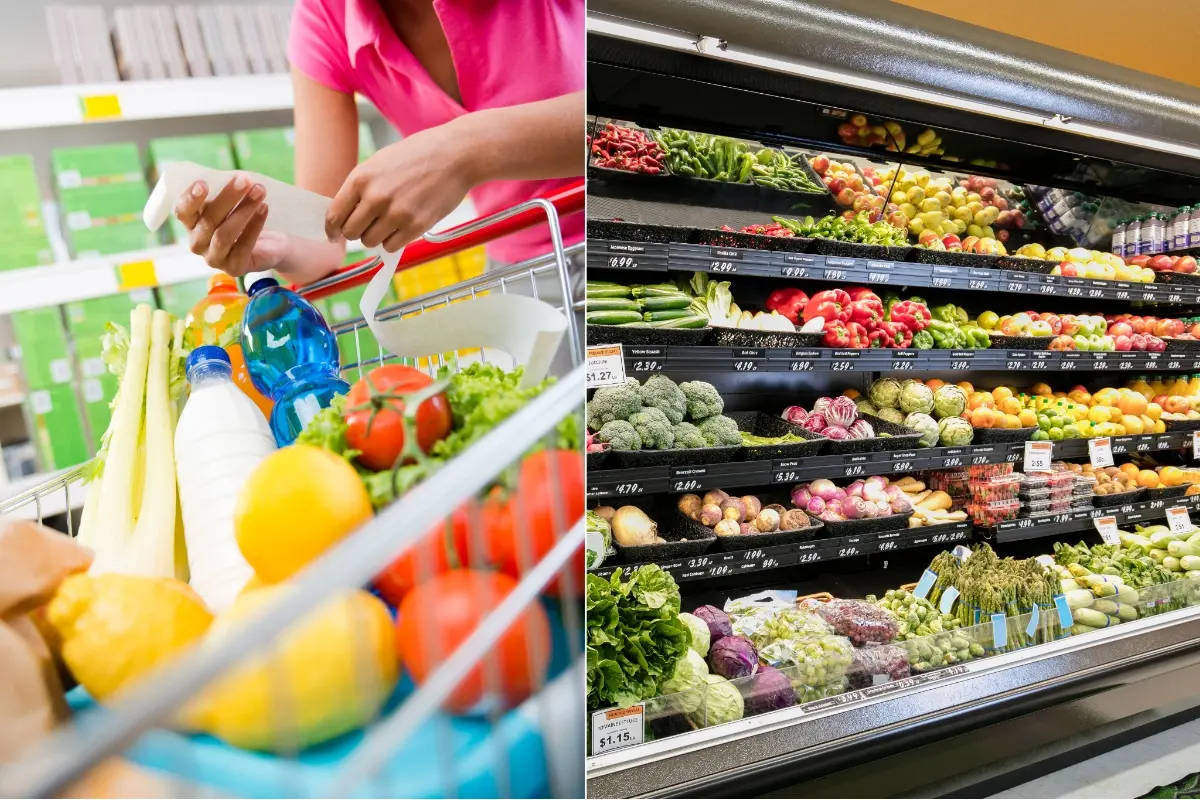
[
  {"xmin": 1088, "ymin": 437, "xmax": 1114, "ymax": 469},
  {"xmin": 1024, "ymin": 441, "xmax": 1053, "ymax": 473},
  {"xmin": 591, "ymin": 705, "xmax": 643, "ymax": 756},
  {"xmin": 586, "ymin": 344, "xmax": 626, "ymax": 389}
]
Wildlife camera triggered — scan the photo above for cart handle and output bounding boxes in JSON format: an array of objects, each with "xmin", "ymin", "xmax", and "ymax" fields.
[{"xmin": 296, "ymin": 178, "xmax": 584, "ymax": 301}]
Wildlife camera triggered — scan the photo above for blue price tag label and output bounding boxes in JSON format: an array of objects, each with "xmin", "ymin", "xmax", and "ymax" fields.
[
  {"xmin": 1054, "ymin": 594, "xmax": 1074, "ymax": 628},
  {"xmin": 991, "ymin": 613, "xmax": 1008, "ymax": 649},
  {"xmin": 1026, "ymin": 603, "xmax": 1040, "ymax": 638},
  {"xmin": 914, "ymin": 569, "xmax": 937, "ymax": 600},
  {"xmin": 938, "ymin": 585, "xmax": 960, "ymax": 615}
]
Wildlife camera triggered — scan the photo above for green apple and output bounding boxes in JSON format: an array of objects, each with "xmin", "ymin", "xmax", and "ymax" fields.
[
  {"xmin": 1029, "ymin": 320, "xmax": 1053, "ymax": 336},
  {"xmin": 1074, "ymin": 334, "xmax": 1090, "ymax": 351}
]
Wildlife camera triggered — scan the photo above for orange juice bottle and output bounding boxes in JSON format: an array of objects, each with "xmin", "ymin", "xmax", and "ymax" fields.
[{"xmin": 184, "ymin": 273, "xmax": 273, "ymax": 417}]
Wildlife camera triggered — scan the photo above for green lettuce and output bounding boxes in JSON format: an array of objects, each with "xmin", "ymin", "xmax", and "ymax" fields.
[{"xmin": 587, "ymin": 565, "xmax": 691, "ymax": 710}]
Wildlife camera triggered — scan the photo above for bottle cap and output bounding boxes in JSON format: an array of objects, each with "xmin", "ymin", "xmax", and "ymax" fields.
[
  {"xmin": 244, "ymin": 271, "xmax": 278, "ymax": 295},
  {"xmin": 208, "ymin": 272, "xmax": 239, "ymax": 291},
  {"xmin": 186, "ymin": 345, "xmax": 231, "ymax": 373}
]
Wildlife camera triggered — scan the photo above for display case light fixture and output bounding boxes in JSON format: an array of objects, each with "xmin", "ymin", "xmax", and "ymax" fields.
[{"xmin": 588, "ymin": 12, "xmax": 1200, "ymax": 163}]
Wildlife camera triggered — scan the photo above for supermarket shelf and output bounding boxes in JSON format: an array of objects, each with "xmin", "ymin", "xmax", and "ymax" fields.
[
  {"xmin": 589, "ymin": 238, "xmax": 1200, "ymax": 305},
  {"xmin": 0, "ymin": 75, "xmax": 297, "ymax": 131},
  {"xmin": 590, "ymin": 521, "xmax": 972, "ymax": 585},
  {"xmin": 607, "ymin": 343, "xmax": 1200, "ymax": 374},
  {"xmin": 587, "ymin": 431, "xmax": 1191, "ymax": 498},
  {"xmin": 985, "ymin": 492, "xmax": 1200, "ymax": 544},
  {"xmin": 0, "ymin": 245, "xmax": 215, "ymax": 315}
]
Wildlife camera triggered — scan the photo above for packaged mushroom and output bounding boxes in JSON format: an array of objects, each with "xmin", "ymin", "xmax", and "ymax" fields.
[{"xmin": 677, "ymin": 489, "xmax": 810, "ymax": 536}]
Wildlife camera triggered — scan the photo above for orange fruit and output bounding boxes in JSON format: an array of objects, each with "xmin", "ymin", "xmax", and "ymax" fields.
[
  {"xmin": 1030, "ymin": 382, "xmax": 1053, "ymax": 397},
  {"xmin": 1138, "ymin": 470, "xmax": 1161, "ymax": 489},
  {"xmin": 1018, "ymin": 409, "xmax": 1037, "ymax": 427},
  {"xmin": 970, "ymin": 407, "xmax": 996, "ymax": 428},
  {"xmin": 957, "ymin": 381, "xmax": 975, "ymax": 394},
  {"xmin": 992, "ymin": 386, "xmax": 1014, "ymax": 403},
  {"xmin": 842, "ymin": 388, "xmax": 860, "ymax": 399},
  {"xmin": 234, "ymin": 444, "xmax": 374, "ymax": 583},
  {"xmin": 926, "ymin": 378, "xmax": 945, "ymax": 391},
  {"xmin": 1002, "ymin": 413, "xmax": 1022, "ymax": 429},
  {"xmin": 1117, "ymin": 393, "xmax": 1147, "ymax": 417},
  {"xmin": 1160, "ymin": 466, "xmax": 1184, "ymax": 487},
  {"xmin": 1119, "ymin": 463, "xmax": 1140, "ymax": 478},
  {"xmin": 1120, "ymin": 415, "xmax": 1144, "ymax": 435},
  {"xmin": 968, "ymin": 392, "xmax": 995, "ymax": 410},
  {"xmin": 999, "ymin": 397, "xmax": 1022, "ymax": 415}
]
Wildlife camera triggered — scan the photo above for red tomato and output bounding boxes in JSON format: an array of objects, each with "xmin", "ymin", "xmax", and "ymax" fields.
[
  {"xmin": 489, "ymin": 450, "xmax": 586, "ymax": 595},
  {"xmin": 396, "ymin": 570, "xmax": 551, "ymax": 712},
  {"xmin": 345, "ymin": 365, "xmax": 452, "ymax": 471},
  {"xmin": 373, "ymin": 506, "xmax": 467, "ymax": 605}
]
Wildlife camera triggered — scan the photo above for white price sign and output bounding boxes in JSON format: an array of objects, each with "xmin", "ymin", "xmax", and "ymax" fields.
[
  {"xmin": 1093, "ymin": 515, "xmax": 1120, "ymax": 545},
  {"xmin": 591, "ymin": 705, "xmax": 643, "ymax": 755},
  {"xmin": 1024, "ymin": 441, "xmax": 1053, "ymax": 473},
  {"xmin": 1193, "ymin": 430, "xmax": 1200, "ymax": 460},
  {"xmin": 586, "ymin": 344, "xmax": 626, "ymax": 389},
  {"xmin": 1088, "ymin": 437, "xmax": 1114, "ymax": 468},
  {"xmin": 1166, "ymin": 505, "xmax": 1193, "ymax": 535}
]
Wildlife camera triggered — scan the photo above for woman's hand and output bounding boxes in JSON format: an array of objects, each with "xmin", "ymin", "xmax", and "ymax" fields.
[
  {"xmin": 324, "ymin": 126, "xmax": 475, "ymax": 252},
  {"xmin": 173, "ymin": 175, "xmax": 293, "ymax": 277}
]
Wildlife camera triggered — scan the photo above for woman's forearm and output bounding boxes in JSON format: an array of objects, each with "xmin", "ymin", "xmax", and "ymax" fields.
[{"xmin": 453, "ymin": 91, "xmax": 585, "ymax": 185}]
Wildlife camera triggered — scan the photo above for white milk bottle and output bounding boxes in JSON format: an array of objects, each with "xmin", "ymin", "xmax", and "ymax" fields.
[{"xmin": 175, "ymin": 345, "xmax": 276, "ymax": 612}]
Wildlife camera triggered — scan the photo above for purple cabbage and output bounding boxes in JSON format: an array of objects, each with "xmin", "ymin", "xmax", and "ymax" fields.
[
  {"xmin": 781, "ymin": 405, "xmax": 809, "ymax": 425},
  {"xmin": 693, "ymin": 605, "xmax": 733, "ymax": 643},
  {"xmin": 709, "ymin": 635, "xmax": 758, "ymax": 680},
  {"xmin": 802, "ymin": 413, "xmax": 828, "ymax": 433},
  {"xmin": 743, "ymin": 664, "xmax": 797, "ymax": 716},
  {"xmin": 823, "ymin": 425, "xmax": 849, "ymax": 440},
  {"xmin": 826, "ymin": 396, "xmax": 858, "ymax": 428}
]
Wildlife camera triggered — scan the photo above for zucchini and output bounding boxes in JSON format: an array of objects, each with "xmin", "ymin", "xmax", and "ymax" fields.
[
  {"xmin": 631, "ymin": 284, "xmax": 688, "ymax": 298},
  {"xmin": 650, "ymin": 315, "xmax": 709, "ymax": 329},
  {"xmin": 643, "ymin": 310, "xmax": 694, "ymax": 322},
  {"xmin": 638, "ymin": 295, "xmax": 694, "ymax": 311},
  {"xmin": 586, "ymin": 297, "xmax": 641, "ymax": 312},
  {"xmin": 587, "ymin": 286, "xmax": 633, "ymax": 299},
  {"xmin": 586, "ymin": 310, "xmax": 643, "ymax": 325}
]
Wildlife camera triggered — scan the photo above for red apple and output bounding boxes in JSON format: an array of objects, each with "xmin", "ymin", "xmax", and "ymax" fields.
[
  {"xmin": 1131, "ymin": 333, "xmax": 1147, "ymax": 351},
  {"xmin": 836, "ymin": 188, "xmax": 855, "ymax": 206},
  {"xmin": 1049, "ymin": 334, "xmax": 1076, "ymax": 351},
  {"xmin": 1147, "ymin": 335, "xmax": 1167, "ymax": 352},
  {"xmin": 809, "ymin": 155, "xmax": 830, "ymax": 174},
  {"xmin": 941, "ymin": 234, "xmax": 962, "ymax": 250},
  {"xmin": 1154, "ymin": 319, "xmax": 1175, "ymax": 337},
  {"xmin": 961, "ymin": 236, "xmax": 980, "ymax": 253},
  {"xmin": 1170, "ymin": 319, "xmax": 1186, "ymax": 336},
  {"xmin": 853, "ymin": 194, "xmax": 873, "ymax": 213},
  {"xmin": 828, "ymin": 177, "xmax": 847, "ymax": 194},
  {"xmin": 1153, "ymin": 395, "xmax": 1169, "ymax": 407},
  {"xmin": 1027, "ymin": 311, "xmax": 1042, "ymax": 321},
  {"xmin": 1109, "ymin": 321, "xmax": 1134, "ymax": 337},
  {"xmin": 861, "ymin": 166, "xmax": 875, "ymax": 178},
  {"xmin": 997, "ymin": 229, "xmax": 1010, "ymax": 243},
  {"xmin": 1043, "ymin": 314, "xmax": 1063, "ymax": 334},
  {"xmin": 1189, "ymin": 323, "xmax": 1200, "ymax": 338},
  {"xmin": 918, "ymin": 229, "xmax": 941, "ymax": 246},
  {"xmin": 1059, "ymin": 262, "xmax": 1079, "ymax": 277},
  {"xmin": 980, "ymin": 187, "xmax": 996, "ymax": 201},
  {"xmin": 1130, "ymin": 317, "xmax": 1147, "ymax": 334},
  {"xmin": 1177, "ymin": 256, "xmax": 1198, "ymax": 274},
  {"xmin": 837, "ymin": 122, "xmax": 858, "ymax": 139},
  {"xmin": 1061, "ymin": 315, "xmax": 1081, "ymax": 335},
  {"xmin": 1149, "ymin": 255, "xmax": 1174, "ymax": 272},
  {"xmin": 1114, "ymin": 335, "xmax": 1133, "ymax": 351},
  {"xmin": 850, "ymin": 114, "xmax": 868, "ymax": 128},
  {"xmin": 848, "ymin": 176, "xmax": 865, "ymax": 192},
  {"xmin": 993, "ymin": 196, "xmax": 1009, "ymax": 211}
]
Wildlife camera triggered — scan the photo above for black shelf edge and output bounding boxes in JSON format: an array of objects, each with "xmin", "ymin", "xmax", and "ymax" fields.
[{"xmin": 986, "ymin": 493, "xmax": 1200, "ymax": 543}]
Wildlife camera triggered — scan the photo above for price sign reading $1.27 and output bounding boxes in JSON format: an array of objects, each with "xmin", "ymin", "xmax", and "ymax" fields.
[
  {"xmin": 586, "ymin": 344, "xmax": 626, "ymax": 390},
  {"xmin": 591, "ymin": 705, "xmax": 643, "ymax": 756},
  {"xmin": 1024, "ymin": 441, "xmax": 1053, "ymax": 473},
  {"xmin": 1088, "ymin": 437, "xmax": 1114, "ymax": 468},
  {"xmin": 1093, "ymin": 515, "xmax": 1120, "ymax": 545}
]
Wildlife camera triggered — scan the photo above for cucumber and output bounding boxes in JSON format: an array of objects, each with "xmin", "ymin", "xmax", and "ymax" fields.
[
  {"xmin": 638, "ymin": 295, "xmax": 694, "ymax": 311},
  {"xmin": 643, "ymin": 310, "xmax": 694, "ymax": 322},
  {"xmin": 650, "ymin": 315, "xmax": 709, "ymax": 329},
  {"xmin": 586, "ymin": 310, "xmax": 643, "ymax": 325},
  {"xmin": 587, "ymin": 286, "xmax": 633, "ymax": 299},
  {"xmin": 586, "ymin": 297, "xmax": 641, "ymax": 312}
]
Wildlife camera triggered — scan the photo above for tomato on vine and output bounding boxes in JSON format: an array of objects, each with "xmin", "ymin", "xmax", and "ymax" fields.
[{"xmin": 345, "ymin": 365, "xmax": 452, "ymax": 470}]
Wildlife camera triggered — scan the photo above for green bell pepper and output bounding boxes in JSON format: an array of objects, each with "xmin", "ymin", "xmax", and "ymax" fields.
[
  {"xmin": 930, "ymin": 304, "xmax": 959, "ymax": 324},
  {"xmin": 912, "ymin": 329, "xmax": 935, "ymax": 350}
]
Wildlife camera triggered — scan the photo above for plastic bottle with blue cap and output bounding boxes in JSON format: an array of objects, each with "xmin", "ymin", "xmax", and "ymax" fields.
[
  {"xmin": 175, "ymin": 345, "xmax": 276, "ymax": 613},
  {"xmin": 240, "ymin": 271, "xmax": 350, "ymax": 446}
]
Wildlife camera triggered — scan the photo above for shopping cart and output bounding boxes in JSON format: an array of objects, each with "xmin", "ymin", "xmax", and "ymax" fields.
[{"xmin": 0, "ymin": 188, "xmax": 586, "ymax": 799}]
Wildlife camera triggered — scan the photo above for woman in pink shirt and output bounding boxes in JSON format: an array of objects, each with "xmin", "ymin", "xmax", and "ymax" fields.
[{"xmin": 172, "ymin": 0, "xmax": 584, "ymax": 284}]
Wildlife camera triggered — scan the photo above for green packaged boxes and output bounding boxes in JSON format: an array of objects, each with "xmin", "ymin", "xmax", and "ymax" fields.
[
  {"xmin": 232, "ymin": 122, "xmax": 376, "ymax": 185},
  {"xmin": 51, "ymin": 143, "xmax": 157, "ymax": 257},
  {"xmin": 10, "ymin": 308, "xmax": 73, "ymax": 389},
  {"xmin": 26, "ymin": 385, "xmax": 91, "ymax": 469},
  {"xmin": 0, "ymin": 155, "xmax": 55, "ymax": 271}
]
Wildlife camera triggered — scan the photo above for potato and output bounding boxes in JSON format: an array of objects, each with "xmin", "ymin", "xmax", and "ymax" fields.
[{"xmin": 779, "ymin": 509, "xmax": 809, "ymax": 531}]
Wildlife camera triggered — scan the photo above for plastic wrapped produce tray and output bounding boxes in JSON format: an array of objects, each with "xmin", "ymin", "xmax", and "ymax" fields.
[
  {"xmin": 691, "ymin": 227, "xmax": 813, "ymax": 254},
  {"xmin": 907, "ymin": 249, "xmax": 1001, "ymax": 269},
  {"xmin": 609, "ymin": 444, "xmax": 740, "ymax": 469},
  {"xmin": 997, "ymin": 256, "xmax": 1055, "ymax": 273},
  {"xmin": 986, "ymin": 334, "xmax": 1055, "ymax": 350},
  {"xmin": 587, "ymin": 450, "xmax": 610, "ymax": 471},
  {"xmin": 823, "ymin": 413, "xmax": 922, "ymax": 455},
  {"xmin": 709, "ymin": 328, "xmax": 821, "ymax": 349},
  {"xmin": 586, "ymin": 323, "xmax": 712, "ymax": 347},
  {"xmin": 672, "ymin": 508, "xmax": 824, "ymax": 552},
  {"xmin": 1144, "ymin": 484, "xmax": 1189, "ymax": 499},
  {"xmin": 1164, "ymin": 337, "xmax": 1200, "ymax": 353},
  {"xmin": 726, "ymin": 410, "xmax": 827, "ymax": 460},
  {"xmin": 1162, "ymin": 417, "xmax": 1200, "ymax": 432},
  {"xmin": 809, "ymin": 239, "xmax": 913, "ymax": 261},
  {"xmin": 1091, "ymin": 487, "xmax": 1145, "ymax": 507},
  {"xmin": 971, "ymin": 426, "xmax": 1039, "ymax": 444},
  {"xmin": 818, "ymin": 510, "xmax": 913, "ymax": 537}
]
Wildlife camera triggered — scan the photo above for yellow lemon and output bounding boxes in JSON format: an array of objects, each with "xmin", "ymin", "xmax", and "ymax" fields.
[
  {"xmin": 1120, "ymin": 415, "xmax": 1144, "ymax": 435},
  {"xmin": 48, "ymin": 573, "xmax": 212, "ymax": 701},
  {"xmin": 1087, "ymin": 406, "xmax": 1111, "ymax": 424},
  {"xmin": 183, "ymin": 588, "xmax": 397, "ymax": 751},
  {"xmin": 235, "ymin": 445, "xmax": 373, "ymax": 583}
]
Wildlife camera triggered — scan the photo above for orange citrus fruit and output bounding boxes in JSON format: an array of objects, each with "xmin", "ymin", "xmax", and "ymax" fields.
[{"xmin": 1138, "ymin": 470, "xmax": 1161, "ymax": 489}]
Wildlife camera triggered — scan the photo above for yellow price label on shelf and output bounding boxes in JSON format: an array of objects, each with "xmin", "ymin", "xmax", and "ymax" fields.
[
  {"xmin": 79, "ymin": 93, "xmax": 122, "ymax": 120},
  {"xmin": 115, "ymin": 260, "xmax": 157, "ymax": 291}
]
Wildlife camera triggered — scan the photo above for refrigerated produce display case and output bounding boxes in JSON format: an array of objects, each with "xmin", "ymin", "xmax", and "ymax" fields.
[
  {"xmin": 0, "ymin": 193, "xmax": 587, "ymax": 799},
  {"xmin": 584, "ymin": 2, "xmax": 1200, "ymax": 797}
]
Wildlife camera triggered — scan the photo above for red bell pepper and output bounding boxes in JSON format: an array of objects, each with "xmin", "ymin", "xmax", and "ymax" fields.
[
  {"xmin": 881, "ymin": 320, "xmax": 913, "ymax": 348},
  {"xmin": 889, "ymin": 300, "xmax": 931, "ymax": 332},
  {"xmin": 847, "ymin": 286, "xmax": 880, "ymax": 303},
  {"xmin": 821, "ymin": 319, "xmax": 851, "ymax": 348},
  {"xmin": 849, "ymin": 297, "xmax": 884, "ymax": 328},
  {"xmin": 802, "ymin": 288, "xmax": 852, "ymax": 325},
  {"xmin": 846, "ymin": 321, "xmax": 870, "ymax": 348},
  {"xmin": 765, "ymin": 287, "xmax": 809, "ymax": 325},
  {"xmin": 868, "ymin": 327, "xmax": 892, "ymax": 348}
]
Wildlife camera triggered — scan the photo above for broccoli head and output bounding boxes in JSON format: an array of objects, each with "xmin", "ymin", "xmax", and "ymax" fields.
[
  {"xmin": 672, "ymin": 421, "xmax": 706, "ymax": 449},
  {"xmin": 629, "ymin": 407, "xmax": 675, "ymax": 450},
  {"xmin": 596, "ymin": 419, "xmax": 642, "ymax": 450},
  {"xmin": 637, "ymin": 374, "xmax": 687, "ymax": 425},
  {"xmin": 679, "ymin": 380, "xmax": 724, "ymax": 421},
  {"xmin": 698, "ymin": 414, "xmax": 741, "ymax": 447},
  {"xmin": 587, "ymin": 378, "xmax": 642, "ymax": 430}
]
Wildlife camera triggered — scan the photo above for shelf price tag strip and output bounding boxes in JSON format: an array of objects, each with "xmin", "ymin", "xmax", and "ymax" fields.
[{"xmin": 586, "ymin": 344, "xmax": 626, "ymax": 389}]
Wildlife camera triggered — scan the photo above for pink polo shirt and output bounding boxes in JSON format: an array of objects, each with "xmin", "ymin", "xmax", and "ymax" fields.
[{"xmin": 288, "ymin": 0, "xmax": 584, "ymax": 264}]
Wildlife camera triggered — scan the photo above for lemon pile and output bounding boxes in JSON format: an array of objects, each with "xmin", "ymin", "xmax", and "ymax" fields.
[{"xmin": 1016, "ymin": 244, "xmax": 1154, "ymax": 283}]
